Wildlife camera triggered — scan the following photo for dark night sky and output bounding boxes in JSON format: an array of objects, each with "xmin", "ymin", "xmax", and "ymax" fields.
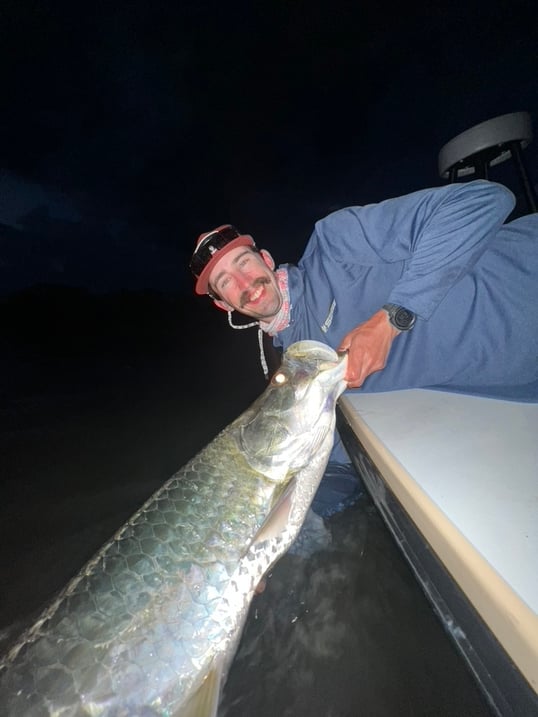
[{"xmin": 1, "ymin": 0, "xmax": 537, "ymax": 294}]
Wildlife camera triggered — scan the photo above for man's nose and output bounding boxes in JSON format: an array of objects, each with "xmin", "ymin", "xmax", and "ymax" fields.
[{"xmin": 234, "ymin": 273, "xmax": 252, "ymax": 291}]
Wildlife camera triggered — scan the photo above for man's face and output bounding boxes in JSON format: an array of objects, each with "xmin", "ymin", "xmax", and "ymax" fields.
[{"xmin": 208, "ymin": 246, "xmax": 283, "ymax": 320}]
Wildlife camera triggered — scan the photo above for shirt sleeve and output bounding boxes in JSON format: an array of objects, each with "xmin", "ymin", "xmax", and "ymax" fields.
[{"xmin": 311, "ymin": 180, "xmax": 515, "ymax": 319}]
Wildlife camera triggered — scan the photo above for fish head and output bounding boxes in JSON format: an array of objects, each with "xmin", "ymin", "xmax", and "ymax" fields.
[{"xmin": 239, "ymin": 341, "xmax": 348, "ymax": 481}]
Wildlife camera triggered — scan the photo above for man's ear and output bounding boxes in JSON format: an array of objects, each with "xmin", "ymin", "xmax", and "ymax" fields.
[
  {"xmin": 260, "ymin": 249, "xmax": 275, "ymax": 270},
  {"xmin": 213, "ymin": 298, "xmax": 233, "ymax": 312}
]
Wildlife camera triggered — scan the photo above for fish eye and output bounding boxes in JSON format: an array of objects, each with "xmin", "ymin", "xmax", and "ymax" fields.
[{"xmin": 272, "ymin": 371, "xmax": 287, "ymax": 385}]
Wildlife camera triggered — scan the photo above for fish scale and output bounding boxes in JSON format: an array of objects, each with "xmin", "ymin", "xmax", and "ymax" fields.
[{"xmin": 0, "ymin": 340, "xmax": 347, "ymax": 716}]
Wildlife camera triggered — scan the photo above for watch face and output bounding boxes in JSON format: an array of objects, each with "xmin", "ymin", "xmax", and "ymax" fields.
[
  {"xmin": 393, "ymin": 307, "xmax": 415, "ymax": 330},
  {"xmin": 382, "ymin": 303, "xmax": 416, "ymax": 330}
]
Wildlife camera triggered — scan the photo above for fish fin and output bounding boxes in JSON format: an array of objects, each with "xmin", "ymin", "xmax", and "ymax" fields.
[
  {"xmin": 177, "ymin": 662, "xmax": 223, "ymax": 717},
  {"xmin": 251, "ymin": 477, "xmax": 296, "ymax": 545}
]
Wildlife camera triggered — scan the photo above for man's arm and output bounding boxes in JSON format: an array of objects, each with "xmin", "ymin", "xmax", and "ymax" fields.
[
  {"xmin": 321, "ymin": 180, "xmax": 516, "ymax": 387},
  {"xmin": 385, "ymin": 180, "xmax": 515, "ymax": 319},
  {"xmin": 314, "ymin": 179, "xmax": 515, "ymax": 320}
]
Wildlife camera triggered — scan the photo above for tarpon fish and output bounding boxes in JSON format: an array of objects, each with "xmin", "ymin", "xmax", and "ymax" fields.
[{"xmin": 0, "ymin": 340, "xmax": 347, "ymax": 716}]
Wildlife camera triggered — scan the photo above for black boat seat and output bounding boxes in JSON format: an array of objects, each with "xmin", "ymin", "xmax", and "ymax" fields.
[{"xmin": 438, "ymin": 111, "xmax": 537, "ymax": 213}]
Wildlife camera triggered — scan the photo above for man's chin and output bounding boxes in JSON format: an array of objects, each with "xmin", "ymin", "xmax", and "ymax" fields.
[
  {"xmin": 239, "ymin": 299, "xmax": 277, "ymax": 319},
  {"xmin": 242, "ymin": 310, "xmax": 272, "ymax": 321},
  {"xmin": 239, "ymin": 306, "xmax": 278, "ymax": 322}
]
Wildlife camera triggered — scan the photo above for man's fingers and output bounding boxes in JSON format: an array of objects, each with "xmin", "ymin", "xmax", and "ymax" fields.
[{"xmin": 345, "ymin": 360, "xmax": 365, "ymax": 388}]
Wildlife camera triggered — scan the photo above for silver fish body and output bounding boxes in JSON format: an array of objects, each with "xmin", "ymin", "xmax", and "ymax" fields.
[{"xmin": 0, "ymin": 340, "xmax": 347, "ymax": 716}]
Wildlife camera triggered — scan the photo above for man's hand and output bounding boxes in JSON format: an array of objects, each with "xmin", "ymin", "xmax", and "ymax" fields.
[{"xmin": 337, "ymin": 309, "xmax": 401, "ymax": 388}]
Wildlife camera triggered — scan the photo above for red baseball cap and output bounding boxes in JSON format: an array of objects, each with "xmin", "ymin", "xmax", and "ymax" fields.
[{"xmin": 190, "ymin": 224, "xmax": 256, "ymax": 295}]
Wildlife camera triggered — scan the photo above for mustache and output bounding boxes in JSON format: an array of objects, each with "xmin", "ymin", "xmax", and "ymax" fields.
[{"xmin": 239, "ymin": 277, "xmax": 271, "ymax": 308}]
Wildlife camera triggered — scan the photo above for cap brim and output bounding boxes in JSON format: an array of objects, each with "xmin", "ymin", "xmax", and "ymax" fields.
[{"xmin": 194, "ymin": 235, "xmax": 255, "ymax": 295}]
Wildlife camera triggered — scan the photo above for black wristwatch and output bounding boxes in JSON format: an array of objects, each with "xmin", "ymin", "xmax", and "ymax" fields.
[{"xmin": 382, "ymin": 303, "xmax": 416, "ymax": 331}]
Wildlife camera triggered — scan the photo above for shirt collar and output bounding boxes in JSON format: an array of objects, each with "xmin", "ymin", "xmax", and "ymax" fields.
[{"xmin": 259, "ymin": 268, "xmax": 291, "ymax": 336}]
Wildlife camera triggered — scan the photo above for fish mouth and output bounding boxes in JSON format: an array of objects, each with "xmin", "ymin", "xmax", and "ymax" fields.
[
  {"xmin": 285, "ymin": 341, "xmax": 348, "ymax": 403},
  {"xmin": 285, "ymin": 340, "xmax": 340, "ymax": 363}
]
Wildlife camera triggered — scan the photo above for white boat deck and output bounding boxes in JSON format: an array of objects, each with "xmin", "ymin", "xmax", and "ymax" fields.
[{"xmin": 338, "ymin": 389, "xmax": 538, "ymax": 696}]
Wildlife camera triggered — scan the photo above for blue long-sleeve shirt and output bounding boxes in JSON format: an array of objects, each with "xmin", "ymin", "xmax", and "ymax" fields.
[{"xmin": 273, "ymin": 180, "xmax": 538, "ymax": 399}]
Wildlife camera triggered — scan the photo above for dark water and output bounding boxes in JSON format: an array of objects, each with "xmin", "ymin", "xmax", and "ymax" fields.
[
  {"xmin": 0, "ymin": 289, "xmax": 492, "ymax": 716},
  {"xmin": 221, "ymin": 502, "xmax": 493, "ymax": 717}
]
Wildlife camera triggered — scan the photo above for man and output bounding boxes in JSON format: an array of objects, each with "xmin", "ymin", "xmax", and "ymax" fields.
[{"xmin": 190, "ymin": 180, "xmax": 538, "ymax": 515}]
